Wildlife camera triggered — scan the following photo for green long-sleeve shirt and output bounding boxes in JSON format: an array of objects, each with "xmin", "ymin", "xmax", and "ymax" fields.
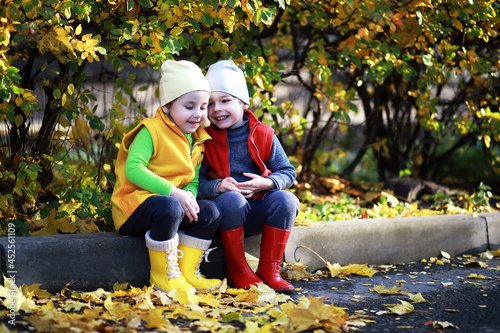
[{"xmin": 125, "ymin": 127, "xmax": 201, "ymax": 197}]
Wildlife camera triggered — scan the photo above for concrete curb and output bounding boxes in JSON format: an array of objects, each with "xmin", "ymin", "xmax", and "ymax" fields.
[
  {"xmin": 1, "ymin": 212, "xmax": 499, "ymax": 293},
  {"xmin": 285, "ymin": 213, "xmax": 498, "ymax": 271},
  {"xmin": 0, "ymin": 233, "xmax": 150, "ymax": 293}
]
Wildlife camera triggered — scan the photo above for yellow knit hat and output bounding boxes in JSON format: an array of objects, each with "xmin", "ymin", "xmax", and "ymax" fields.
[{"xmin": 159, "ymin": 60, "xmax": 211, "ymax": 106}]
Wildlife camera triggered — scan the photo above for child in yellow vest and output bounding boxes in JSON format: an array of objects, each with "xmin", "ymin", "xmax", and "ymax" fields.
[{"xmin": 111, "ymin": 60, "xmax": 222, "ymax": 294}]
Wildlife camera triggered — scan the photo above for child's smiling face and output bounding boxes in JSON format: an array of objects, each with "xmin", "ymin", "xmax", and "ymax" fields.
[
  {"xmin": 207, "ymin": 92, "xmax": 246, "ymax": 129},
  {"xmin": 167, "ymin": 90, "xmax": 209, "ymax": 133}
]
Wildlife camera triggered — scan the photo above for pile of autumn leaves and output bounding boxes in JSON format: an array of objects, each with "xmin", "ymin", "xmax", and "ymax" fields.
[
  {"xmin": 0, "ymin": 262, "xmax": 379, "ymax": 333},
  {"xmin": 2, "ymin": 249, "xmax": 500, "ymax": 332}
]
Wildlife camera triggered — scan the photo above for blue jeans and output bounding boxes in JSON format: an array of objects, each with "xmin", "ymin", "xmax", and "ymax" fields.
[
  {"xmin": 119, "ymin": 195, "xmax": 222, "ymax": 241},
  {"xmin": 214, "ymin": 191, "xmax": 300, "ymax": 235}
]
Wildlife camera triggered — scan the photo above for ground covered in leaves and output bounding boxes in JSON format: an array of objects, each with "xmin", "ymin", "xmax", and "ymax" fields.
[
  {"xmin": 290, "ymin": 250, "xmax": 500, "ymax": 332},
  {"xmin": 1, "ymin": 249, "xmax": 499, "ymax": 332},
  {"xmin": 294, "ymin": 177, "xmax": 499, "ymax": 226}
]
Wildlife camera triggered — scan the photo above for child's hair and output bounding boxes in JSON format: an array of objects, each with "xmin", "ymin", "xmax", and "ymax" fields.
[
  {"xmin": 205, "ymin": 60, "xmax": 250, "ymax": 105},
  {"xmin": 159, "ymin": 60, "xmax": 211, "ymax": 106}
]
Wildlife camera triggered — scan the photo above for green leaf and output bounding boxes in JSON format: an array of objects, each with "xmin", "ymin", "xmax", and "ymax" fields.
[
  {"xmin": 96, "ymin": 47, "xmax": 106, "ymax": 56},
  {"xmin": 14, "ymin": 114, "xmax": 24, "ymax": 128},
  {"xmin": 127, "ymin": 0, "xmax": 134, "ymax": 11},
  {"xmin": 87, "ymin": 115, "xmax": 105, "ymax": 132},
  {"xmin": 193, "ymin": 33, "xmax": 202, "ymax": 45},
  {"xmin": 112, "ymin": 58, "xmax": 122, "ymax": 70},
  {"xmin": 53, "ymin": 89, "xmax": 61, "ymax": 99},
  {"xmin": 11, "ymin": 86, "xmax": 23, "ymax": 94},
  {"xmin": 200, "ymin": 13, "xmax": 213, "ymax": 26}
]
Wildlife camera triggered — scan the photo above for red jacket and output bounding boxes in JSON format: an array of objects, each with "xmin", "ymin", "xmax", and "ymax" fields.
[{"xmin": 203, "ymin": 110, "xmax": 274, "ymax": 181}]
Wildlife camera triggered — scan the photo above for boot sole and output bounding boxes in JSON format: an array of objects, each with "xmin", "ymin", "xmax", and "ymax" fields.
[{"xmin": 153, "ymin": 285, "xmax": 196, "ymax": 294}]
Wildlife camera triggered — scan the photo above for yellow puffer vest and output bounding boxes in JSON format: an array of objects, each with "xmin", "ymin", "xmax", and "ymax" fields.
[{"xmin": 111, "ymin": 107, "xmax": 211, "ymax": 231}]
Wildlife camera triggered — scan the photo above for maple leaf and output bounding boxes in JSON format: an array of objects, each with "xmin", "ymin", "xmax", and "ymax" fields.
[
  {"xmin": 0, "ymin": 275, "xmax": 37, "ymax": 313},
  {"xmin": 298, "ymin": 245, "xmax": 378, "ymax": 278},
  {"xmin": 54, "ymin": 216, "xmax": 79, "ymax": 234},
  {"xmin": 180, "ymin": 308, "xmax": 209, "ymax": 321},
  {"xmin": 124, "ymin": 311, "xmax": 143, "ymax": 329},
  {"xmin": 169, "ymin": 289, "xmax": 206, "ymax": 306},
  {"xmin": 75, "ymin": 217, "xmax": 101, "ymax": 233},
  {"xmin": 132, "ymin": 290, "xmax": 156, "ymax": 311},
  {"xmin": 267, "ymin": 307, "xmax": 289, "ymax": 327},
  {"xmin": 196, "ymin": 292, "xmax": 220, "ymax": 308},
  {"xmin": 112, "ymin": 281, "xmax": 129, "ymax": 292},
  {"xmin": 192, "ymin": 318, "xmax": 224, "ymax": 332},
  {"xmin": 370, "ymin": 283, "xmax": 410, "ymax": 295},
  {"xmin": 430, "ymin": 320, "xmax": 459, "ymax": 329},
  {"xmin": 72, "ymin": 288, "xmax": 110, "ymax": 302},
  {"xmin": 60, "ymin": 301, "xmax": 91, "ymax": 312},
  {"xmin": 142, "ymin": 309, "xmax": 181, "ymax": 331},
  {"xmin": 281, "ymin": 261, "xmax": 315, "ymax": 281},
  {"xmin": 104, "ymin": 295, "xmax": 132, "ymax": 319},
  {"xmin": 387, "ymin": 301, "xmax": 414, "ymax": 315},
  {"xmin": 21, "ymin": 283, "xmax": 52, "ymax": 299},
  {"xmin": 151, "ymin": 289, "xmax": 173, "ymax": 306},
  {"xmin": 281, "ymin": 296, "xmax": 348, "ymax": 331},
  {"xmin": 463, "ymin": 258, "xmax": 489, "ymax": 268},
  {"xmin": 328, "ymin": 263, "xmax": 378, "ymax": 278},
  {"xmin": 252, "ymin": 283, "xmax": 291, "ymax": 304},
  {"xmin": 466, "ymin": 273, "xmax": 488, "ymax": 279},
  {"xmin": 233, "ymin": 288, "xmax": 260, "ymax": 303},
  {"xmin": 408, "ymin": 293, "xmax": 427, "ymax": 303},
  {"xmin": 30, "ymin": 214, "xmax": 58, "ymax": 236}
]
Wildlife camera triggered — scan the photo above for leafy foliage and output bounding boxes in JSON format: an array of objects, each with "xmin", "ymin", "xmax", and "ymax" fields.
[
  {"xmin": 1, "ymin": 0, "xmax": 499, "ymax": 233},
  {"xmin": 0, "ymin": 0, "xmax": 287, "ymax": 233},
  {"xmin": 262, "ymin": 0, "xmax": 500, "ymax": 185}
]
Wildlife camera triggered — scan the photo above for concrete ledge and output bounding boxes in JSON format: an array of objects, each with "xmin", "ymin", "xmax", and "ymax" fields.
[
  {"xmin": 284, "ymin": 213, "xmax": 490, "ymax": 271},
  {"xmin": 0, "ymin": 233, "xmax": 150, "ymax": 293},
  {"xmin": 1, "ymin": 213, "xmax": 498, "ymax": 293},
  {"xmin": 480, "ymin": 212, "xmax": 500, "ymax": 250}
]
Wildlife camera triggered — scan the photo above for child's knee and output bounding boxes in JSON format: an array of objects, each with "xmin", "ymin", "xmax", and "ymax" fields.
[{"xmin": 273, "ymin": 191, "xmax": 300, "ymax": 213}]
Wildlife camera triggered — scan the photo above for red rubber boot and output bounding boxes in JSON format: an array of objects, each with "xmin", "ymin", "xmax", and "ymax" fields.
[
  {"xmin": 256, "ymin": 224, "xmax": 294, "ymax": 291},
  {"xmin": 219, "ymin": 226, "xmax": 263, "ymax": 289}
]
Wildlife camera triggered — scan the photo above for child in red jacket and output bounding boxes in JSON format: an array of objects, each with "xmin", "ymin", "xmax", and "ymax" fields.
[{"xmin": 198, "ymin": 60, "xmax": 300, "ymax": 291}]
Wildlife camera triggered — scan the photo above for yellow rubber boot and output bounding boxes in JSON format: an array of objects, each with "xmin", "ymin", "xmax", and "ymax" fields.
[
  {"xmin": 178, "ymin": 233, "xmax": 222, "ymax": 290},
  {"xmin": 145, "ymin": 231, "xmax": 195, "ymax": 294}
]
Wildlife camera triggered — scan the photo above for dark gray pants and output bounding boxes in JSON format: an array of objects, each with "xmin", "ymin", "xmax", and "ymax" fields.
[{"xmin": 119, "ymin": 195, "xmax": 221, "ymax": 241}]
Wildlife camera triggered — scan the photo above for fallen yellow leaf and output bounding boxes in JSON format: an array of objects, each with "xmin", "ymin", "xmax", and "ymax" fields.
[
  {"xmin": 22, "ymin": 283, "xmax": 52, "ymax": 299},
  {"xmin": 432, "ymin": 320, "xmax": 459, "ymax": 329},
  {"xmin": 408, "ymin": 293, "xmax": 426, "ymax": 303},
  {"xmin": 466, "ymin": 273, "xmax": 488, "ymax": 279},
  {"xmin": 328, "ymin": 263, "xmax": 378, "ymax": 278},
  {"xmin": 104, "ymin": 295, "xmax": 132, "ymax": 319},
  {"xmin": 282, "ymin": 261, "xmax": 314, "ymax": 281},
  {"xmin": 369, "ymin": 283, "xmax": 409, "ymax": 295},
  {"xmin": 387, "ymin": 301, "xmax": 414, "ymax": 315}
]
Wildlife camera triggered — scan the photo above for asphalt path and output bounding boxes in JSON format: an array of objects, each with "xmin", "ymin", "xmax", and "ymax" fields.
[{"xmin": 290, "ymin": 254, "xmax": 500, "ymax": 332}]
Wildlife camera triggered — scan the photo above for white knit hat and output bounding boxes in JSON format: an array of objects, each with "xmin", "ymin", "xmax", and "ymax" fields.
[
  {"xmin": 205, "ymin": 60, "xmax": 250, "ymax": 104},
  {"xmin": 159, "ymin": 60, "xmax": 211, "ymax": 106}
]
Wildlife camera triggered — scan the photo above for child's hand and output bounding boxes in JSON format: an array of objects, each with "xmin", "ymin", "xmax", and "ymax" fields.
[
  {"xmin": 170, "ymin": 187, "xmax": 200, "ymax": 222},
  {"xmin": 238, "ymin": 173, "xmax": 275, "ymax": 198},
  {"xmin": 217, "ymin": 177, "xmax": 241, "ymax": 194}
]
